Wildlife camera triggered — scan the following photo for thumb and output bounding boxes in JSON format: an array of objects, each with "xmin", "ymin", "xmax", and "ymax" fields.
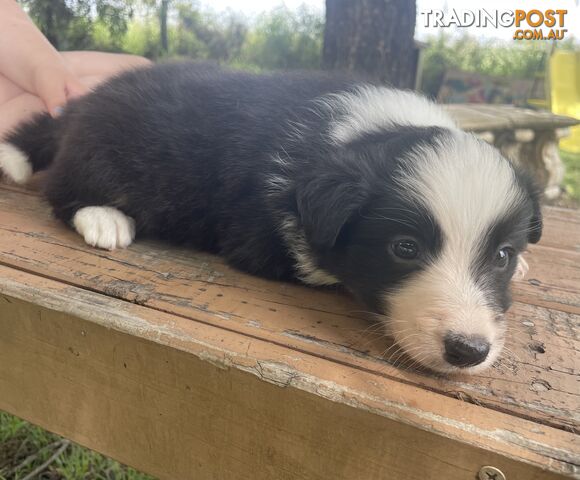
[
  {"xmin": 65, "ymin": 75, "xmax": 88, "ymax": 100},
  {"xmin": 35, "ymin": 80, "xmax": 68, "ymax": 117}
]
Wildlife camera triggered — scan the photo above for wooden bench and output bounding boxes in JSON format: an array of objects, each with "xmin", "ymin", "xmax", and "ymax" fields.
[
  {"xmin": 0, "ymin": 183, "xmax": 578, "ymax": 479},
  {"xmin": 446, "ymin": 104, "xmax": 580, "ymax": 200}
]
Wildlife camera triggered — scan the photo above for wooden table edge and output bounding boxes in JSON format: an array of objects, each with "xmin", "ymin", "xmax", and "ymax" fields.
[{"xmin": 1, "ymin": 264, "xmax": 578, "ymax": 478}]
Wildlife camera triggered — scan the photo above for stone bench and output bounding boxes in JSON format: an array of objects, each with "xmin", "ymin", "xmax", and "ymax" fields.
[{"xmin": 446, "ymin": 104, "xmax": 579, "ymax": 199}]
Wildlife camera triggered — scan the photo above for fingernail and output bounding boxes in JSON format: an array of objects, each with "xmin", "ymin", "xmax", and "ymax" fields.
[{"xmin": 53, "ymin": 106, "xmax": 64, "ymax": 116}]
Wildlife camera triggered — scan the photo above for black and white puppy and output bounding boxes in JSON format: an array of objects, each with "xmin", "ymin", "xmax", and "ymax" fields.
[{"xmin": 0, "ymin": 62, "xmax": 542, "ymax": 374}]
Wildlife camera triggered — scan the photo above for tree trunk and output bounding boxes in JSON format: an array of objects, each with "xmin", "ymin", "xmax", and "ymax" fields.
[
  {"xmin": 159, "ymin": 0, "xmax": 170, "ymax": 54},
  {"xmin": 323, "ymin": 0, "xmax": 417, "ymax": 89}
]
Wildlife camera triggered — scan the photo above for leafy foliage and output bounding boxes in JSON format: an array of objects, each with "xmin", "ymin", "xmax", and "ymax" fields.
[
  {"xmin": 171, "ymin": 4, "xmax": 247, "ymax": 61},
  {"xmin": 237, "ymin": 6, "xmax": 323, "ymax": 70},
  {"xmin": 420, "ymin": 33, "xmax": 548, "ymax": 97},
  {"xmin": 20, "ymin": 0, "xmax": 133, "ymax": 50},
  {"xmin": 561, "ymin": 150, "xmax": 580, "ymax": 204},
  {"xmin": 20, "ymin": 1, "xmax": 323, "ymax": 71},
  {"xmin": 0, "ymin": 411, "xmax": 154, "ymax": 480},
  {"xmin": 21, "ymin": 1, "xmax": 574, "ymax": 92}
]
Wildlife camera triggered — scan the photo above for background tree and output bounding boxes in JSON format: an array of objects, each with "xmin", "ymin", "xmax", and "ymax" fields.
[
  {"xmin": 159, "ymin": 0, "xmax": 170, "ymax": 54},
  {"xmin": 175, "ymin": 5, "xmax": 247, "ymax": 62},
  {"xmin": 17, "ymin": 0, "xmax": 557, "ymax": 92},
  {"xmin": 21, "ymin": 0, "xmax": 133, "ymax": 51},
  {"xmin": 323, "ymin": 0, "xmax": 417, "ymax": 88},
  {"xmin": 239, "ymin": 6, "xmax": 322, "ymax": 70}
]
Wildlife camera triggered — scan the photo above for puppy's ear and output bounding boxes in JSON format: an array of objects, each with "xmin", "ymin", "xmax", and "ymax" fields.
[{"xmin": 296, "ymin": 175, "xmax": 366, "ymax": 250}]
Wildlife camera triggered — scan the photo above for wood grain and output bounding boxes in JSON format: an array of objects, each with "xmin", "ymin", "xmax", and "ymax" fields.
[
  {"xmin": 0, "ymin": 184, "xmax": 578, "ymax": 478},
  {"xmin": 0, "ymin": 186, "xmax": 577, "ymax": 431},
  {"xmin": 0, "ymin": 270, "xmax": 577, "ymax": 478}
]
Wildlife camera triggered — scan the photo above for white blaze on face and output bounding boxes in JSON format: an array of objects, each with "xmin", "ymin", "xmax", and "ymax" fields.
[{"xmin": 386, "ymin": 132, "xmax": 525, "ymax": 373}]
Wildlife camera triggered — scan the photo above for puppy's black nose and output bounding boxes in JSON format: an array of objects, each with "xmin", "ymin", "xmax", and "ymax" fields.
[{"xmin": 444, "ymin": 333, "xmax": 490, "ymax": 367}]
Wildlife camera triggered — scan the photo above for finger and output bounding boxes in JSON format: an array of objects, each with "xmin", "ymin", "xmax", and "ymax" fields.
[
  {"xmin": 35, "ymin": 80, "xmax": 68, "ymax": 117},
  {"xmin": 65, "ymin": 75, "xmax": 88, "ymax": 99}
]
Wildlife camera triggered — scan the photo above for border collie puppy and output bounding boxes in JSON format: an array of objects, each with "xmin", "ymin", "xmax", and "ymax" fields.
[{"xmin": 0, "ymin": 62, "xmax": 542, "ymax": 374}]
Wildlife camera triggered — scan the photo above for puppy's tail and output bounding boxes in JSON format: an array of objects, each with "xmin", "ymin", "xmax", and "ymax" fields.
[{"xmin": 0, "ymin": 113, "xmax": 60, "ymax": 185}]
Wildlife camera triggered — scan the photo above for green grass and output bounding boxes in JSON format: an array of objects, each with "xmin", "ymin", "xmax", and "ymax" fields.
[
  {"xmin": 561, "ymin": 149, "xmax": 580, "ymax": 205},
  {"xmin": 0, "ymin": 411, "xmax": 155, "ymax": 480}
]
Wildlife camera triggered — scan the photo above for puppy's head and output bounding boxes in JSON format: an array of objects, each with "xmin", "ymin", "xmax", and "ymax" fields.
[{"xmin": 295, "ymin": 128, "xmax": 542, "ymax": 374}]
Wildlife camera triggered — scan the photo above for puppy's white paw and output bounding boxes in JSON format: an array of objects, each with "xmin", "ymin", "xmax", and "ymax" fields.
[
  {"xmin": 514, "ymin": 254, "xmax": 529, "ymax": 280},
  {"xmin": 0, "ymin": 143, "xmax": 32, "ymax": 184},
  {"xmin": 73, "ymin": 206, "xmax": 135, "ymax": 250}
]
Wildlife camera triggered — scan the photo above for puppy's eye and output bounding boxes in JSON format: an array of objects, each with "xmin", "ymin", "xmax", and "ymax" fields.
[
  {"xmin": 392, "ymin": 239, "xmax": 419, "ymax": 260},
  {"xmin": 495, "ymin": 247, "xmax": 512, "ymax": 269}
]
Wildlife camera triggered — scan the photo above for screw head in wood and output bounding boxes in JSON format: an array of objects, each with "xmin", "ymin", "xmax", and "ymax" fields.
[{"xmin": 478, "ymin": 466, "xmax": 506, "ymax": 480}]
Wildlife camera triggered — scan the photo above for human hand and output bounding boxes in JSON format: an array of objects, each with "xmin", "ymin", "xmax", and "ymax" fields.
[
  {"xmin": 1, "ymin": 52, "xmax": 150, "ymax": 139},
  {"xmin": 31, "ymin": 63, "xmax": 88, "ymax": 117}
]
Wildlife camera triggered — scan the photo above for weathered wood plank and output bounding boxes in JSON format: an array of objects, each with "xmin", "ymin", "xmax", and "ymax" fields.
[
  {"xmin": 0, "ymin": 267, "xmax": 577, "ymax": 478},
  {"xmin": 513, "ymin": 247, "xmax": 580, "ymax": 313},
  {"xmin": 0, "ymin": 186, "xmax": 578, "ymax": 435},
  {"xmin": 446, "ymin": 104, "xmax": 580, "ymax": 132},
  {"xmin": 539, "ymin": 207, "xmax": 580, "ymax": 252}
]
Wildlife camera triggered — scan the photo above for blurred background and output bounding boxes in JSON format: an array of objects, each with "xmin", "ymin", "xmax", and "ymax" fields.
[
  {"xmin": 16, "ymin": 0, "xmax": 579, "ymax": 94},
  {"xmin": 1, "ymin": 1, "xmax": 579, "ymax": 479}
]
